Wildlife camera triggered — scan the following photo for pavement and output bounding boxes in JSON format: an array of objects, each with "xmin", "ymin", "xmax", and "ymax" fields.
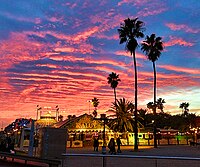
[
  {"xmin": 66, "ymin": 145, "xmax": 200, "ymax": 158},
  {"xmin": 1, "ymin": 145, "xmax": 200, "ymax": 167},
  {"xmin": 63, "ymin": 145, "xmax": 200, "ymax": 167}
]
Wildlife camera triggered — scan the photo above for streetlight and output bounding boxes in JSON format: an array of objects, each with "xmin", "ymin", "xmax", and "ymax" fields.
[{"xmin": 100, "ymin": 114, "xmax": 107, "ymax": 154}]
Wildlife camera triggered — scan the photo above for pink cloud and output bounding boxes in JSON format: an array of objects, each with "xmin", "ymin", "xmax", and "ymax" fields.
[
  {"xmin": 115, "ymin": 50, "xmax": 146, "ymax": 59},
  {"xmin": 166, "ymin": 23, "xmax": 199, "ymax": 33},
  {"xmin": 137, "ymin": 7, "xmax": 167, "ymax": 17},
  {"xmin": 73, "ymin": 26, "xmax": 99, "ymax": 41},
  {"xmin": 118, "ymin": 0, "xmax": 150, "ymax": 6},
  {"xmin": 90, "ymin": 13, "xmax": 124, "ymax": 33},
  {"xmin": 54, "ymin": 47, "xmax": 75, "ymax": 53},
  {"xmin": 64, "ymin": 2, "xmax": 77, "ymax": 9},
  {"xmin": 165, "ymin": 36, "xmax": 193, "ymax": 47},
  {"xmin": 158, "ymin": 65, "xmax": 200, "ymax": 75},
  {"xmin": 117, "ymin": 0, "xmax": 167, "ymax": 17},
  {"xmin": 0, "ymin": 32, "xmax": 49, "ymax": 69}
]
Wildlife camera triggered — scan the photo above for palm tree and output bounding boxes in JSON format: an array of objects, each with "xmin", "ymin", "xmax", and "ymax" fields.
[
  {"xmin": 141, "ymin": 33, "xmax": 164, "ymax": 148},
  {"xmin": 156, "ymin": 98, "xmax": 166, "ymax": 113},
  {"xmin": 147, "ymin": 98, "xmax": 165, "ymax": 113},
  {"xmin": 179, "ymin": 102, "xmax": 189, "ymax": 116},
  {"xmin": 118, "ymin": 17, "xmax": 145, "ymax": 151},
  {"xmin": 107, "ymin": 98, "xmax": 137, "ymax": 132},
  {"xmin": 92, "ymin": 97, "xmax": 100, "ymax": 118},
  {"xmin": 107, "ymin": 72, "xmax": 121, "ymax": 104},
  {"xmin": 147, "ymin": 102, "xmax": 155, "ymax": 111}
]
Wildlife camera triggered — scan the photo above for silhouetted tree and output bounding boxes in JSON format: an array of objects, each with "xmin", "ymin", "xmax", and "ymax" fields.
[
  {"xmin": 147, "ymin": 102, "xmax": 155, "ymax": 111},
  {"xmin": 141, "ymin": 34, "xmax": 164, "ymax": 148},
  {"xmin": 179, "ymin": 102, "xmax": 189, "ymax": 116},
  {"xmin": 156, "ymin": 98, "xmax": 166, "ymax": 113},
  {"xmin": 107, "ymin": 98, "xmax": 143, "ymax": 132},
  {"xmin": 107, "ymin": 72, "xmax": 121, "ymax": 104},
  {"xmin": 92, "ymin": 97, "xmax": 99, "ymax": 118},
  {"xmin": 118, "ymin": 18, "xmax": 145, "ymax": 151}
]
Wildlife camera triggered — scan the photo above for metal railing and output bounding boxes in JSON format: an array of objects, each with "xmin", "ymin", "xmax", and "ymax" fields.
[
  {"xmin": 0, "ymin": 151, "xmax": 61, "ymax": 167},
  {"xmin": 62, "ymin": 153, "xmax": 200, "ymax": 167}
]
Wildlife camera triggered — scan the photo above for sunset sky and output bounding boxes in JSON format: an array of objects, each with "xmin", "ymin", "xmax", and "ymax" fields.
[{"xmin": 0, "ymin": 0, "xmax": 199, "ymax": 128}]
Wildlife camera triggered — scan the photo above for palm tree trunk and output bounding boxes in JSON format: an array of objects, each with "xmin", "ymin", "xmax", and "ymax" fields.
[
  {"xmin": 132, "ymin": 51, "xmax": 138, "ymax": 151},
  {"xmin": 114, "ymin": 88, "xmax": 117, "ymax": 105},
  {"xmin": 153, "ymin": 61, "xmax": 157, "ymax": 148},
  {"xmin": 153, "ymin": 61, "xmax": 156, "ymax": 114}
]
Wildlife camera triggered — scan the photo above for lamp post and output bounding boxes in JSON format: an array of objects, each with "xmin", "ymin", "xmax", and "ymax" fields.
[{"xmin": 100, "ymin": 114, "xmax": 107, "ymax": 154}]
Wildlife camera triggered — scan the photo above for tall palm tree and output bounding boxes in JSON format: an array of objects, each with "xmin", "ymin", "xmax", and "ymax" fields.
[
  {"xmin": 179, "ymin": 102, "xmax": 189, "ymax": 116},
  {"xmin": 107, "ymin": 98, "xmax": 142, "ymax": 132},
  {"xmin": 92, "ymin": 97, "xmax": 99, "ymax": 118},
  {"xmin": 118, "ymin": 17, "xmax": 145, "ymax": 151},
  {"xmin": 141, "ymin": 34, "xmax": 164, "ymax": 148},
  {"xmin": 107, "ymin": 72, "xmax": 121, "ymax": 105}
]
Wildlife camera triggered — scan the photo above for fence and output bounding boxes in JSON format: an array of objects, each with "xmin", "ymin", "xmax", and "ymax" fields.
[{"xmin": 62, "ymin": 154, "xmax": 200, "ymax": 167}]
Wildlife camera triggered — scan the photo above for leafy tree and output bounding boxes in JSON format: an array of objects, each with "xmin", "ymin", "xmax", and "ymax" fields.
[
  {"xmin": 169, "ymin": 113, "xmax": 196, "ymax": 132},
  {"xmin": 141, "ymin": 34, "xmax": 164, "ymax": 148},
  {"xmin": 156, "ymin": 112, "xmax": 171, "ymax": 129},
  {"xmin": 179, "ymin": 102, "xmax": 189, "ymax": 116},
  {"xmin": 147, "ymin": 98, "xmax": 166, "ymax": 113},
  {"xmin": 92, "ymin": 97, "xmax": 99, "ymax": 118},
  {"xmin": 156, "ymin": 98, "xmax": 166, "ymax": 113},
  {"xmin": 107, "ymin": 98, "xmax": 142, "ymax": 132},
  {"xmin": 147, "ymin": 102, "xmax": 155, "ymax": 111},
  {"xmin": 141, "ymin": 34, "xmax": 164, "ymax": 114},
  {"xmin": 107, "ymin": 72, "xmax": 121, "ymax": 104},
  {"xmin": 118, "ymin": 18, "xmax": 145, "ymax": 151}
]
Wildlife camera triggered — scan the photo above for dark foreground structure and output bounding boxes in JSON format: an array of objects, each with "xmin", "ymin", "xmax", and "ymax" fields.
[{"xmin": 1, "ymin": 145, "xmax": 200, "ymax": 167}]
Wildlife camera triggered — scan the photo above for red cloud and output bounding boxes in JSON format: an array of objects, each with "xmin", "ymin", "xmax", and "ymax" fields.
[
  {"xmin": 115, "ymin": 50, "xmax": 146, "ymax": 59},
  {"xmin": 166, "ymin": 23, "xmax": 199, "ymax": 33},
  {"xmin": 137, "ymin": 7, "xmax": 167, "ymax": 17},
  {"xmin": 158, "ymin": 65, "xmax": 200, "ymax": 75},
  {"xmin": 73, "ymin": 26, "xmax": 99, "ymax": 41},
  {"xmin": 165, "ymin": 36, "xmax": 193, "ymax": 47}
]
